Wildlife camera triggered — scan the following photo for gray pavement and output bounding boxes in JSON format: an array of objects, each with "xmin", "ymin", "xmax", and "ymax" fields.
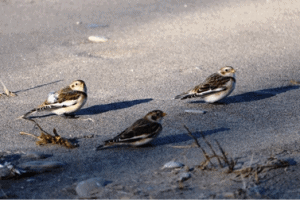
[{"xmin": 0, "ymin": 0, "xmax": 300, "ymax": 198}]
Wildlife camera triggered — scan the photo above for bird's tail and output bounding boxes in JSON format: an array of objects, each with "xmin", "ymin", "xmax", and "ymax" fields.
[
  {"xmin": 96, "ymin": 138, "xmax": 121, "ymax": 151},
  {"xmin": 20, "ymin": 103, "xmax": 52, "ymax": 119},
  {"xmin": 175, "ymin": 92, "xmax": 197, "ymax": 100},
  {"xmin": 96, "ymin": 144, "xmax": 107, "ymax": 151}
]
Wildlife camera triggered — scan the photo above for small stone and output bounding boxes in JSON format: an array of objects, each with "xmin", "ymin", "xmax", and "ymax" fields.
[
  {"xmin": 76, "ymin": 177, "xmax": 110, "ymax": 197},
  {"xmin": 88, "ymin": 36, "xmax": 108, "ymax": 43},
  {"xmin": 18, "ymin": 161, "xmax": 65, "ymax": 173},
  {"xmin": 88, "ymin": 24, "xmax": 100, "ymax": 28},
  {"xmin": 223, "ymin": 192, "xmax": 235, "ymax": 198},
  {"xmin": 178, "ymin": 172, "xmax": 191, "ymax": 182},
  {"xmin": 76, "ymin": 21, "xmax": 82, "ymax": 25},
  {"xmin": 162, "ymin": 161, "xmax": 184, "ymax": 169},
  {"xmin": 0, "ymin": 167, "xmax": 11, "ymax": 179},
  {"xmin": 184, "ymin": 110, "xmax": 206, "ymax": 114}
]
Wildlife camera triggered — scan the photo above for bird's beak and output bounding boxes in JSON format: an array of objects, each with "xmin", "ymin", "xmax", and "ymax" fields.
[
  {"xmin": 162, "ymin": 112, "xmax": 167, "ymax": 117},
  {"xmin": 232, "ymin": 69, "xmax": 236, "ymax": 73}
]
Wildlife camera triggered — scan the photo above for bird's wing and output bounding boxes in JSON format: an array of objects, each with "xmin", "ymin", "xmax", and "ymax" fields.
[
  {"xmin": 192, "ymin": 74, "xmax": 233, "ymax": 95},
  {"xmin": 44, "ymin": 90, "xmax": 86, "ymax": 108},
  {"xmin": 109, "ymin": 119, "xmax": 162, "ymax": 143}
]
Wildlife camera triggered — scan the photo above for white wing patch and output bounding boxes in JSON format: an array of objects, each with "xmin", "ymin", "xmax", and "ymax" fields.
[
  {"xmin": 47, "ymin": 92, "xmax": 59, "ymax": 103},
  {"xmin": 50, "ymin": 100, "xmax": 78, "ymax": 108},
  {"xmin": 197, "ymin": 87, "xmax": 226, "ymax": 96},
  {"xmin": 119, "ymin": 133, "xmax": 150, "ymax": 142}
]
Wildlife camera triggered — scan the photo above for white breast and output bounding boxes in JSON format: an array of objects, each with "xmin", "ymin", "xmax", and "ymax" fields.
[{"xmin": 204, "ymin": 80, "xmax": 235, "ymax": 103}]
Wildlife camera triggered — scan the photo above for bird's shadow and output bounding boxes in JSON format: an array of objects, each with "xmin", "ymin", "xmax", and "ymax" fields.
[
  {"xmin": 28, "ymin": 98, "xmax": 153, "ymax": 119},
  {"xmin": 190, "ymin": 85, "xmax": 299, "ymax": 104},
  {"xmin": 77, "ymin": 98, "xmax": 153, "ymax": 115},
  {"xmin": 153, "ymin": 127, "xmax": 230, "ymax": 146},
  {"xmin": 14, "ymin": 80, "xmax": 63, "ymax": 94}
]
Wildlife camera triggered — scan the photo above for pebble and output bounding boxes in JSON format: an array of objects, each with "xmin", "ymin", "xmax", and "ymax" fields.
[
  {"xmin": 184, "ymin": 110, "xmax": 206, "ymax": 114},
  {"xmin": 76, "ymin": 21, "xmax": 82, "ymax": 25},
  {"xmin": 87, "ymin": 24, "xmax": 100, "ymax": 28},
  {"xmin": 88, "ymin": 36, "xmax": 108, "ymax": 43},
  {"xmin": 0, "ymin": 166, "xmax": 11, "ymax": 179},
  {"xmin": 76, "ymin": 177, "xmax": 110, "ymax": 197},
  {"xmin": 162, "ymin": 161, "xmax": 184, "ymax": 169},
  {"xmin": 0, "ymin": 162, "xmax": 25, "ymax": 179},
  {"xmin": 223, "ymin": 192, "xmax": 235, "ymax": 198},
  {"xmin": 178, "ymin": 172, "xmax": 191, "ymax": 182},
  {"xmin": 18, "ymin": 161, "xmax": 66, "ymax": 173}
]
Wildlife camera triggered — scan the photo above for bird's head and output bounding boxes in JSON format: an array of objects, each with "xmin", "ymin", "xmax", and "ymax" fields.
[
  {"xmin": 218, "ymin": 66, "xmax": 236, "ymax": 77},
  {"xmin": 70, "ymin": 80, "xmax": 87, "ymax": 93},
  {"xmin": 144, "ymin": 110, "xmax": 167, "ymax": 123}
]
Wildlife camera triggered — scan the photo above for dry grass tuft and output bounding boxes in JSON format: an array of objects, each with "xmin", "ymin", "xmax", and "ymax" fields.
[
  {"xmin": 182, "ymin": 125, "xmax": 289, "ymax": 177},
  {"xmin": 290, "ymin": 79, "xmax": 300, "ymax": 85},
  {"xmin": 20, "ymin": 118, "xmax": 78, "ymax": 148},
  {"xmin": 234, "ymin": 156, "xmax": 290, "ymax": 182},
  {"xmin": 183, "ymin": 125, "xmax": 235, "ymax": 171},
  {"xmin": 0, "ymin": 80, "xmax": 17, "ymax": 97}
]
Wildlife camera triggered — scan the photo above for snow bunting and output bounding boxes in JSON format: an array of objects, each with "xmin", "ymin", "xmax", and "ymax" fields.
[
  {"xmin": 96, "ymin": 110, "xmax": 167, "ymax": 150},
  {"xmin": 175, "ymin": 66, "xmax": 236, "ymax": 103},
  {"xmin": 21, "ymin": 80, "xmax": 87, "ymax": 119}
]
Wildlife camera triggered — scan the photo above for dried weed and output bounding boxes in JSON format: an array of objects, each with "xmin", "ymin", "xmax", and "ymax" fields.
[
  {"xmin": 183, "ymin": 125, "xmax": 233, "ymax": 171},
  {"xmin": 20, "ymin": 118, "xmax": 78, "ymax": 148},
  {"xmin": 290, "ymin": 79, "xmax": 300, "ymax": 85},
  {"xmin": 0, "ymin": 80, "xmax": 17, "ymax": 97},
  {"xmin": 182, "ymin": 125, "xmax": 290, "ymax": 178}
]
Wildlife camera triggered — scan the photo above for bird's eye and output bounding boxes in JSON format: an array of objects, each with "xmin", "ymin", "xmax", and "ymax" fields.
[
  {"xmin": 151, "ymin": 116, "xmax": 157, "ymax": 121},
  {"xmin": 75, "ymin": 83, "xmax": 78, "ymax": 85},
  {"xmin": 225, "ymin": 69, "xmax": 229, "ymax": 72}
]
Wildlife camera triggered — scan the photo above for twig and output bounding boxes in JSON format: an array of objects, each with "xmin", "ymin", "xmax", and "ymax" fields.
[
  {"xmin": 183, "ymin": 125, "xmax": 215, "ymax": 168},
  {"xmin": 170, "ymin": 144, "xmax": 196, "ymax": 149},
  {"xmin": 240, "ymin": 172, "xmax": 247, "ymax": 190},
  {"xmin": 19, "ymin": 132, "xmax": 39, "ymax": 138},
  {"xmin": 199, "ymin": 133, "xmax": 222, "ymax": 168},
  {"xmin": 183, "ymin": 125, "xmax": 201, "ymax": 147},
  {"xmin": 215, "ymin": 140, "xmax": 235, "ymax": 172}
]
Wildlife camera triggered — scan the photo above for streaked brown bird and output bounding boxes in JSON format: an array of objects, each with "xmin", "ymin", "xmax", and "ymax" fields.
[
  {"xmin": 21, "ymin": 80, "xmax": 87, "ymax": 119},
  {"xmin": 96, "ymin": 110, "xmax": 167, "ymax": 150},
  {"xmin": 175, "ymin": 66, "xmax": 236, "ymax": 103}
]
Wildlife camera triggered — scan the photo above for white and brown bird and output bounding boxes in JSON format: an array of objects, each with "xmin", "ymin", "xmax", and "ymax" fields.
[
  {"xmin": 21, "ymin": 80, "xmax": 87, "ymax": 119},
  {"xmin": 175, "ymin": 66, "xmax": 236, "ymax": 103},
  {"xmin": 96, "ymin": 110, "xmax": 167, "ymax": 150}
]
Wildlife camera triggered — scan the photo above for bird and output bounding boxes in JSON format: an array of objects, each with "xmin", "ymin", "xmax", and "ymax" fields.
[
  {"xmin": 21, "ymin": 80, "xmax": 87, "ymax": 119},
  {"xmin": 175, "ymin": 66, "xmax": 236, "ymax": 103},
  {"xmin": 96, "ymin": 110, "xmax": 167, "ymax": 150}
]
